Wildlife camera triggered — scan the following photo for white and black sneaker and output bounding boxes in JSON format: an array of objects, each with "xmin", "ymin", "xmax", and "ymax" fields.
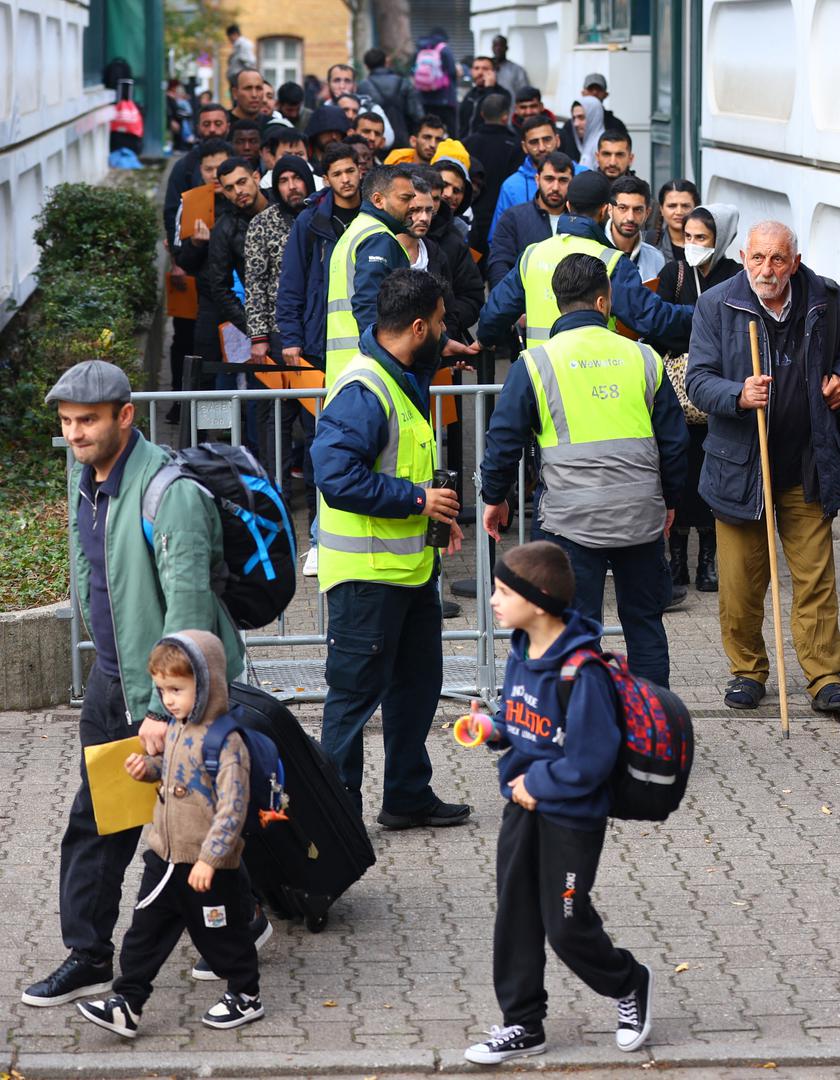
[
  {"xmin": 201, "ymin": 990, "xmax": 264, "ymax": 1029},
  {"xmin": 616, "ymin": 963, "xmax": 653, "ymax": 1051},
  {"xmin": 77, "ymin": 994, "xmax": 140, "ymax": 1039},
  {"xmin": 464, "ymin": 1022, "xmax": 546, "ymax": 1064}
]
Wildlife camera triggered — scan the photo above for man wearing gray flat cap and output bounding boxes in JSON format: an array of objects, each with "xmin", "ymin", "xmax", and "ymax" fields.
[{"xmin": 22, "ymin": 360, "xmax": 250, "ymax": 1008}]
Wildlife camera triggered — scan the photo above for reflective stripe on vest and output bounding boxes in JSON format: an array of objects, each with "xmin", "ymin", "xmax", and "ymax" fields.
[
  {"xmin": 522, "ymin": 325, "xmax": 666, "ymax": 547},
  {"xmin": 325, "ymin": 215, "xmax": 398, "ymax": 385},
  {"xmin": 318, "ymin": 354, "xmax": 436, "ymax": 591},
  {"xmin": 520, "ymin": 234, "xmax": 623, "ymax": 348}
]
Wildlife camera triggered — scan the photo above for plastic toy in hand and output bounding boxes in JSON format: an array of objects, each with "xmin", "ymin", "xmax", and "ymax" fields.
[{"xmin": 453, "ymin": 700, "xmax": 497, "ymax": 747}]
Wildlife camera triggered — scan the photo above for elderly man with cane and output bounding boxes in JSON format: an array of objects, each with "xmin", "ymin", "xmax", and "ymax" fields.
[{"xmin": 686, "ymin": 220, "xmax": 840, "ymax": 715}]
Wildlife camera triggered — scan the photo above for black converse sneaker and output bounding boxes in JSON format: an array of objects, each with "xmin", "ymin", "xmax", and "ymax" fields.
[
  {"xmin": 464, "ymin": 1022, "xmax": 546, "ymax": 1064},
  {"xmin": 201, "ymin": 990, "xmax": 265, "ymax": 1029},
  {"xmin": 77, "ymin": 994, "xmax": 140, "ymax": 1039},
  {"xmin": 21, "ymin": 955, "xmax": 113, "ymax": 1007},
  {"xmin": 616, "ymin": 964, "xmax": 654, "ymax": 1051}
]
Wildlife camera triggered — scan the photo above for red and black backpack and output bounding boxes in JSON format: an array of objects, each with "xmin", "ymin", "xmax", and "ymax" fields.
[{"xmin": 559, "ymin": 650, "xmax": 694, "ymax": 822}]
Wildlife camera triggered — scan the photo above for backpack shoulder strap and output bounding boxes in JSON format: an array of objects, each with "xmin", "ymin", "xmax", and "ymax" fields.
[
  {"xmin": 203, "ymin": 713, "xmax": 240, "ymax": 780},
  {"xmin": 557, "ymin": 648, "xmax": 605, "ymax": 710},
  {"xmin": 141, "ymin": 463, "xmax": 184, "ymax": 545}
]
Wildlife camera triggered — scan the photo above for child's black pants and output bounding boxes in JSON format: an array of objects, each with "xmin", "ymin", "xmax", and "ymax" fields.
[
  {"xmin": 494, "ymin": 802, "xmax": 643, "ymax": 1027},
  {"xmin": 114, "ymin": 850, "xmax": 259, "ymax": 1013}
]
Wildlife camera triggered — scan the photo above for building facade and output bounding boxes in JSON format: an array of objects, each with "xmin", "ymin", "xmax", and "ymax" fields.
[
  {"xmin": 471, "ymin": 0, "xmax": 840, "ymax": 278},
  {"xmin": 0, "ymin": 0, "xmax": 115, "ymax": 329}
]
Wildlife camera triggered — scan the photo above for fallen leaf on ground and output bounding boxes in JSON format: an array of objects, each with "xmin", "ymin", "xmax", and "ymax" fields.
[
  {"xmin": 674, "ymin": 962, "xmax": 689, "ymax": 973},
  {"xmin": 732, "ymin": 901, "xmax": 747, "ymax": 906},
  {"xmin": 821, "ymin": 805, "xmax": 832, "ymax": 815},
  {"xmin": 761, "ymin": 1064, "xmax": 777, "ymax": 1070},
  {"xmin": 441, "ymin": 722, "xmax": 451, "ymax": 729},
  {"xmin": 322, "ymin": 999, "xmax": 338, "ymax": 1007},
  {"xmin": 782, "ymin": 788, "xmax": 791, "ymax": 794}
]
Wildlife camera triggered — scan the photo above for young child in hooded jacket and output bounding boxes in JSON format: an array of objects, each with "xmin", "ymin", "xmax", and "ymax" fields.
[
  {"xmin": 76, "ymin": 629, "xmax": 263, "ymax": 1038},
  {"xmin": 464, "ymin": 541, "xmax": 653, "ymax": 1065}
]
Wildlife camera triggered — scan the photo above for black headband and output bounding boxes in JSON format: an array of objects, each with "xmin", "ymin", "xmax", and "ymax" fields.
[{"xmin": 493, "ymin": 560, "xmax": 567, "ymax": 616}]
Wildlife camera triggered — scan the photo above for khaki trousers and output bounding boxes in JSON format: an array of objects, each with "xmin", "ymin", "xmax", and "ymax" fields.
[{"xmin": 716, "ymin": 486, "xmax": 840, "ymax": 697}]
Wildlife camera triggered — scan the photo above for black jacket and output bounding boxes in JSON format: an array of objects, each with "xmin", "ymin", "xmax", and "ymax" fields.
[
  {"xmin": 464, "ymin": 122, "xmax": 523, "ymax": 254},
  {"xmin": 650, "ymin": 256, "xmax": 742, "ymax": 356},
  {"xmin": 685, "ymin": 264, "xmax": 840, "ymax": 520},
  {"xmin": 358, "ymin": 67, "xmax": 424, "ymax": 148},
  {"xmin": 164, "ymin": 147, "xmax": 202, "ymax": 247},
  {"xmin": 458, "ymin": 85, "xmax": 512, "ymax": 140},
  {"xmin": 174, "ymin": 195, "xmax": 229, "ymax": 305},
  {"xmin": 206, "ymin": 203, "xmax": 262, "ymax": 334},
  {"xmin": 487, "ymin": 197, "xmax": 554, "ymax": 288},
  {"xmin": 428, "ymin": 203, "xmax": 485, "ymax": 340}
]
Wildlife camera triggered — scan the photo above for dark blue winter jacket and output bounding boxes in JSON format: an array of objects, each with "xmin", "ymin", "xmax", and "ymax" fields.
[
  {"xmin": 487, "ymin": 197, "xmax": 553, "ymax": 288},
  {"xmin": 477, "ymin": 213, "xmax": 694, "ymax": 346},
  {"xmin": 685, "ymin": 264, "xmax": 840, "ymax": 520},
  {"xmin": 480, "ymin": 310, "xmax": 689, "ymax": 513},
  {"xmin": 344, "ymin": 200, "xmax": 411, "ymax": 342},
  {"xmin": 310, "ymin": 325, "xmax": 432, "ymax": 519},
  {"xmin": 493, "ymin": 609, "xmax": 619, "ymax": 830},
  {"xmin": 275, "ymin": 188, "xmax": 345, "ymax": 367}
]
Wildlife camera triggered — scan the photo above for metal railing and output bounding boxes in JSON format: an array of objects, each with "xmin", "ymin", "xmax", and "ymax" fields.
[{"xmin": 60, "ymin": 382, "xmax": 621, "ymax": 710}]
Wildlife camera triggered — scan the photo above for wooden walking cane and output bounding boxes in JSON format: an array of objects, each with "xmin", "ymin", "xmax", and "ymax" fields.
[{"xmin": 748, "ymin": 320, "xmax": 790, "ymax": 738}]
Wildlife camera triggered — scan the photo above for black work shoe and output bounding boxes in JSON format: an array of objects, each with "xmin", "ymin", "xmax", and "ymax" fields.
[
  {"xmin": 192, "ymin": 907, "xmax": 273, "ymax": 980},
  {"xmin": 77, "ymin": 994, "xmax": 140, "ymax": 1038},
  {"xmin": 202, "ymin": 990, "xmax": 264, "ymax": 1029},
  {"xmin": 812, "ymin": 683, "xmax": 840, "ymax": 714},
  {"xmin": 377, "ymin": 796, "xmax": 471, "ymax": 830},
  {"xmin": 21, "ymin": 955, "xmax": 113, "ymax": 1007},
  {"xmin": 616, "ymin": 963, "xmax": 653, "ymax": 1052},
  {"xmin": 724, "ymin": 676, "xmax": 766, "ymax": 710},
  {"xmin": 464, "ymin": 1022, "xmax": 546, "ymax": 1064},
  {"xmin": 664, "ymin": 584, "xmax": 688, "ymax": 612}
]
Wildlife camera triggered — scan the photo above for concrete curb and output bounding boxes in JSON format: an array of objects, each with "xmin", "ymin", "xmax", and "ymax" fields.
[{"xmin": 0, "ymin": 601, "xmax": 76, "ymax": 710}]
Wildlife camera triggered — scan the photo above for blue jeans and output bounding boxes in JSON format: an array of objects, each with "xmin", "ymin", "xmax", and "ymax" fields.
[
  {"xmin": 321, "ymin": 579, "xmax": 441, "ymax": 813},
  {"xmin": 536, "ymin": 530, "xmax": 673, "ymax": 688}
]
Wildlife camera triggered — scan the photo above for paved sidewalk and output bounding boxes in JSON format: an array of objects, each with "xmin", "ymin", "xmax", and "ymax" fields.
[{"xmin": 7, "ymin": 376, "xmax": 840, "ymax": 1076}]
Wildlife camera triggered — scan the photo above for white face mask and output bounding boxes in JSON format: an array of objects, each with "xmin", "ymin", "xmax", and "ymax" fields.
[{"xmin": 684, "ymin": 243, "xmax": 714, "ymax": 268}]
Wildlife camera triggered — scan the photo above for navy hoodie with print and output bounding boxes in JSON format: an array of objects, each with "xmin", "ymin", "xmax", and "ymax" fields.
[{"xmin": 494, "ymin": 608, "xmax": 620, "ymax": 830}]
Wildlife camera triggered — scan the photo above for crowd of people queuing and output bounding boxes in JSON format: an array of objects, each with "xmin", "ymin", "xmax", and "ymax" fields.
[{"xmin": 25, "ymin": 21, "xmax": 840, "ymax": 1067}]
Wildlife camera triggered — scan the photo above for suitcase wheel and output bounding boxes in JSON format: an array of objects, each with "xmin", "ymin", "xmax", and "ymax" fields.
[{"xmin": 305, "ymin": 912, "xmax": 328, "ymax": 933}]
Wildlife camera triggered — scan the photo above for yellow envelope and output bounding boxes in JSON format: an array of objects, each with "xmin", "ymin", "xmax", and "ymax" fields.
[{"xmin": 84, "ymin": 736, "xmax": 159, "ymax": 836}]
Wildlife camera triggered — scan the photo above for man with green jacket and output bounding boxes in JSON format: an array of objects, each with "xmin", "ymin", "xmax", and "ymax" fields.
[{"xmin": 23, "ymin": 361, "xmax": 246, "ymax": 1007}]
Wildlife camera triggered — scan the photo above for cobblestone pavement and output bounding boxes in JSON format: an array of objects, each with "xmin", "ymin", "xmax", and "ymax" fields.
[{"xmin": 6, "ymin": 387, "xmax": 840, "ymax": 1077}]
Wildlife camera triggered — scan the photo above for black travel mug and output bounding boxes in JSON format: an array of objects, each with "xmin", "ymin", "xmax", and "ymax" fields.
[{"xmin": 426, "ymin": 469, "xmax": 458, "ymax": 548}]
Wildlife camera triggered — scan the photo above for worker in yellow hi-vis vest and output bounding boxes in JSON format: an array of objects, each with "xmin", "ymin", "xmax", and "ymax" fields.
[
  {"xmin": 311, "ymin": 268, "xmax": 472, "ymax": 828},
  {"xmin": 325, "ymin": 164, "xmax": 478, "ymax": 384},
  {"xmin": 476, "ymin": 171, "xmax": 694, "ymax": 351},
  {"xmin": 481, "ymin": 252, "xmax": 689, "ymax": 688}
]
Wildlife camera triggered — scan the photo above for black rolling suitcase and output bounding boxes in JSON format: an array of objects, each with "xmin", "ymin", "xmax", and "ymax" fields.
[{"xmin": 229, "ymin": 682, "xmax": 376, "ymax": 931}]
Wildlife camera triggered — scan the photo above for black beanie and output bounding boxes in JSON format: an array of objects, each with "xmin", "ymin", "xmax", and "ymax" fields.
[
  {"xmin": 566, "ymin": 171, "xmax": 612, "ymax": 215},
  {"xmin": 271, "ymin": 154, "xmax": 317, "ymax": 199}
]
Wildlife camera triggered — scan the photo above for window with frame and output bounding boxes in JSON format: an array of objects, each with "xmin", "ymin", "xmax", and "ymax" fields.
[
  {"xmin": 259, "ymin": 37, "xmax": 303, "ymax": 90},
  {"xmin": 579, "ymin": 0, "xmax": 630, "ymax": 43}
]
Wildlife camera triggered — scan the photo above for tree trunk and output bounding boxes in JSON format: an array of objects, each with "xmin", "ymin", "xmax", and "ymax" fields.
[{"xmin": 372, "ymin": 0, "xmax": 413, "ymax": 66}]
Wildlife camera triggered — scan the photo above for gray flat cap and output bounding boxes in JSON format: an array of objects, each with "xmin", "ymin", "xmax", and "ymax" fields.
[{"xmin": 45, "ymin": 360, "xmax": 132, "ymax": 405}]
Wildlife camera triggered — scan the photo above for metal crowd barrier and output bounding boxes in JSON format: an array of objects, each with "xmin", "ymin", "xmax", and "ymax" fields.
[{"xmin": 59, "ymin": 381, "xmax": 621, "ymax": 711}]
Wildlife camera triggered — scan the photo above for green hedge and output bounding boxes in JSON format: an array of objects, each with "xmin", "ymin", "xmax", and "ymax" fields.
[{"xmin": 0, "ymin": 180, "xmax": 160, "ymax": 609}]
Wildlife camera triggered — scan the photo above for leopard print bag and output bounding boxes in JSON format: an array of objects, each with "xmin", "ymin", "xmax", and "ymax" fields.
[{"xmin": 663, "ymin": 261, "xmax": 708, "ymax": 425}]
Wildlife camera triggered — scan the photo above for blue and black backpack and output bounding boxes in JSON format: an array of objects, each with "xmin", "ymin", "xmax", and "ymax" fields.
[
  {"xmin": 202, "ymin": 708, "xmax": 288, "ymax": 834},
  {"xmin": 141, "ymin": 443, "xmax": 297, "ymax": 630}
]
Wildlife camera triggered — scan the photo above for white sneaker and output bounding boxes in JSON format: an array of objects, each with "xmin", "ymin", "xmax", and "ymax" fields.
[
  {"xmin": 464, "ymin": 1023, "xmax": 546, "ymax": 1064},
  {"xmin": 616, "ymin": 964, "xmax": 653, "ymax": 1051},
  {"xmin": 202, "ymin": 990, "xmax": 264, "ymax": 1029},
  {"xmin": 302, "ymin": 547, "xmax": 318, "ymax": 576}
]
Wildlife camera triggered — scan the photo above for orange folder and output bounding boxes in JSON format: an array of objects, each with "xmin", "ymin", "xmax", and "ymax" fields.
[
  {"xmin": 615, "ymin": 277, "xmax": 660, "ymax": 341},
  {"xmin": 180, "ymin": 183, "xmax": 215, "ymax": 239},
  {"xmin": 254, "ymin": 356, "xmax": 325, "ymax": 417},
  {"xmin": 431, "ymin": 367, "xmax": 458, "ymax": 428},
  {"xmin": 165, "ymin": 272, "xmax": 198, "ymax": 319}
]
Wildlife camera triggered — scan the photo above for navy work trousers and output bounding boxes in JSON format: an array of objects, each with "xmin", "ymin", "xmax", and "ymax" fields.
[
  {"xmin": 536, "ymin": 530, "xmax": 673, "ymax": 688},
  {"xmin": 321, "ymin": 579, "xmax": 441, "ymax": 814}
]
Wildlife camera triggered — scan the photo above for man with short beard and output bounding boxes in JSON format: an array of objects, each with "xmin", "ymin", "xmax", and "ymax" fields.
[
  {"xmin": 686, "ymin": 220, "xmax": 840, "ymax": 714},
  {"xmin": 489, "ymin": 114, "xmax": 560, "ymax": 242},
  {"xmin": 311, "ymin": 269, "xmax": 470, "ymax": 828},
  {"xmin": 606, "ymin": 175, "xmax": 664, "ymax": 283},
  {"xmin": 487, "ymin": 151, "xmax": 574, "ymax": 287},
  {"xmin": 164, "ymin": 103, "xmax": 231, "ymax": 247},
  {"xmin": 229, "ymin": 67, "xmax": 267, "ymax": 125}
]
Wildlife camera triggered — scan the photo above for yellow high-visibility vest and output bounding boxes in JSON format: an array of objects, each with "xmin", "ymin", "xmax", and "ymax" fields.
[
  {"xmin": 519, "ymin": 233, "xmax": 623, "ymax": 349},
  {"xmin": 522, "ymin": 323, "xmax": 667, "ymax": 546},
  {"xmin": 318, "ymin": 354, "xmax": 436, "ymax": 591}
]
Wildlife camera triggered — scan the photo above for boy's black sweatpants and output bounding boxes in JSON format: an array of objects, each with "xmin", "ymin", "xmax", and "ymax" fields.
[
  {"xmin": 114, "ymin": 850, "xmax": 259, "ymax": 1013},
  {"xmin": 494, "ymin": 802, "xmax": 643, "ymax": 1027}
]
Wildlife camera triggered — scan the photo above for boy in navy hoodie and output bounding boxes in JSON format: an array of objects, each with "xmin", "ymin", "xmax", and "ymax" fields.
[{"xmin": 464, "ymin": 541, "xmax": 653, "ymax": 1064}]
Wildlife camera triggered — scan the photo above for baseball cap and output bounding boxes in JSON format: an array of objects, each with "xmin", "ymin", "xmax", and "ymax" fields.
[
  {"xmin": 566, "ymin": 171, "xmax": 612, "ymax": 213},
  {"xmin": 45, "ymin": 360, "xmax": 132, "ymax": 406},
  {"xmin": 583, "ymin": 73, "xmax": 607, "ymax": 91}
]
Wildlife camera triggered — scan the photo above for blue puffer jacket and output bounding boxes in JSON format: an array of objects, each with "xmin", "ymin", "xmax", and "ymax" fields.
[
  {"xmin": 276, "ymin": 188, "xmax": 346, "ymax": 368},
  {"xmin": 477, "ymin": 213, "xmax": 694, "ymax": 347},
  {"xmin": 685, "ymin": 264, "xmax": 840, "ymax": 521},
  {"xmin": 488, "ymin": 158, "xmax": 538, "ymax": 244}
]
